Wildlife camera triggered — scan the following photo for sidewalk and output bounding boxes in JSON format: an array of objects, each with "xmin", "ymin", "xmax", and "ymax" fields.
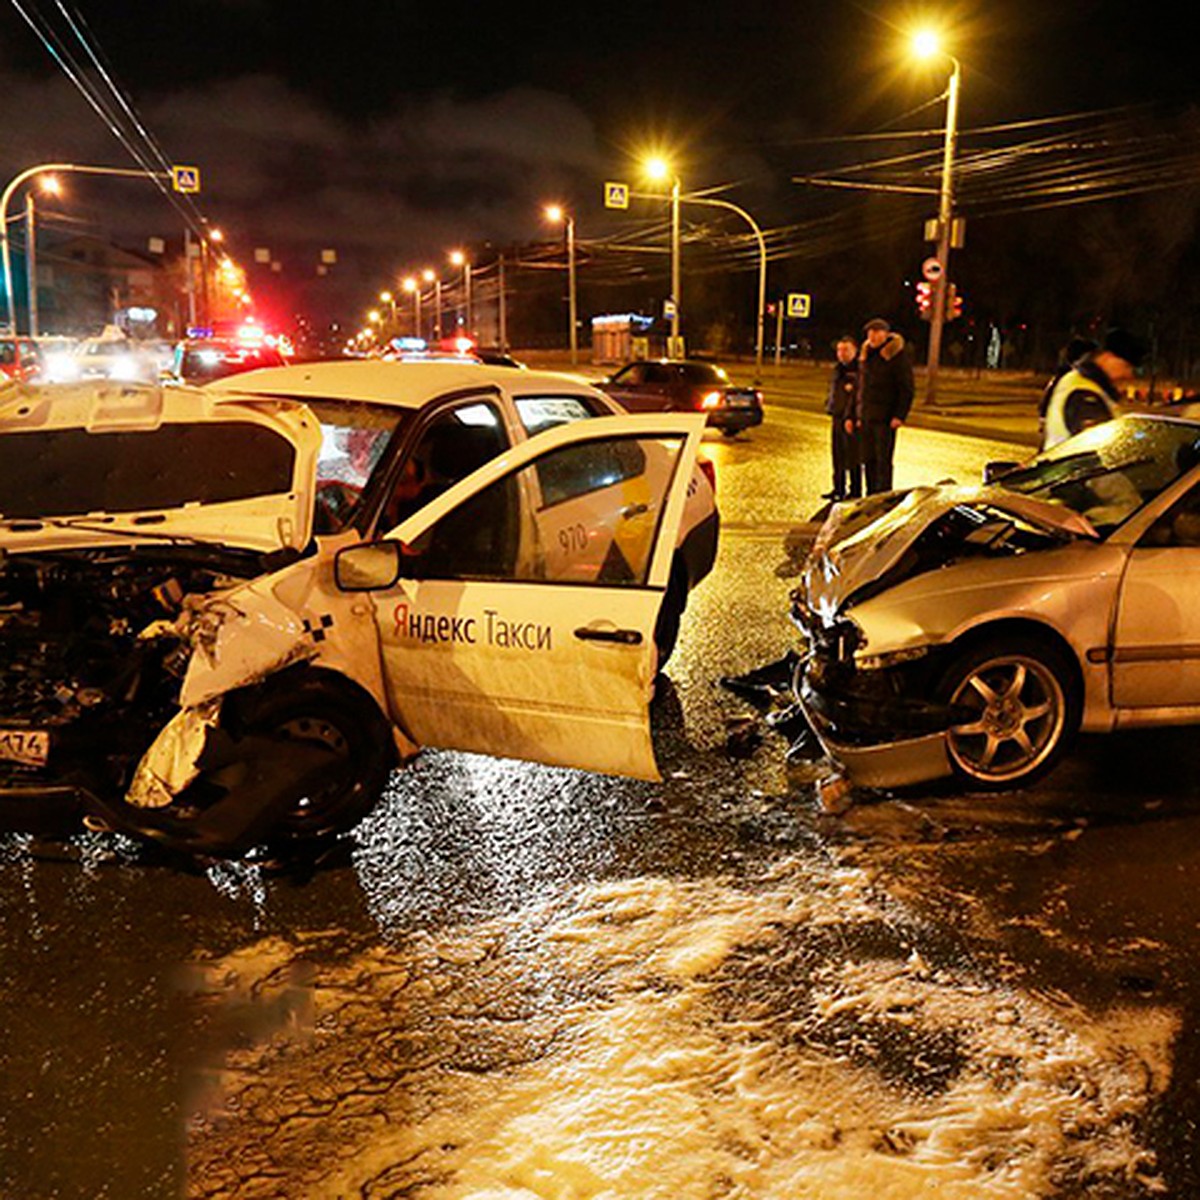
[
  {"xmin": 746, "ymin": 361, "xmax": 1043, "ymax": 448},
  {"xmin": 516, "ymin": 350, "xmax": 1044, "ymax": 448}
]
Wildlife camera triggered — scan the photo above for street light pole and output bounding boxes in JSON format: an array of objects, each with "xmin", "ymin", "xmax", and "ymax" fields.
[
  {"xmin": 544, "ymin": 205, "xmax": 579, "ymax": 365},
  {"xmin": 565, "ymin": 217, "xmax": 577, "ymax": 365},
  {"xmin": 25, "ymin": 193, "xmax": 39, "ymax": 338},
  {"xmin": 2, "ymin": 162, "xmax": 173, "ymax": 333},
  {"xmin": 669, "ymin": 176, "xmax": 681, "ymax": 350},
  {"xmin": 925, "ymin": 54, "xmax": 961, "ymax": 408},
  {"xmin": 684, "ymin": 195, "xmax": 766, "ymax": 383}
]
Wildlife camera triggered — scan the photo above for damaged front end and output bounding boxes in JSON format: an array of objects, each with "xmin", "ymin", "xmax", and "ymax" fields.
[
  {"xmin": 0, "ymin": 546, "xmax": 262, "ymax": 832},
  {"xmin": 789, "ymin": 588, "xmax": 960, "ymax": 788},
  {"xmin": 789, "ymin": 493, "xmax": 1076, "ymax": 789}
]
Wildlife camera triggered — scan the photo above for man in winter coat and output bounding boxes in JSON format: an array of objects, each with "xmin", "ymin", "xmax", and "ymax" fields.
[
  {"xmin": 855, "ymin": 317, "xmax": 914, "ymax": 494},
  {"xmin": 824, "ymin": 334, "xmax": 861, "ymax": 500},
  {"xmin": 1040, "ymin": 328, "xmax": 1147, "ymax": 451}
]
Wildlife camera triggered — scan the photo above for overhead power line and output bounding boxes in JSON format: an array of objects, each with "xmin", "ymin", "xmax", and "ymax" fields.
[{"xmin": 9, "ymin": 0, "xmax": 211, "ymax": 239}]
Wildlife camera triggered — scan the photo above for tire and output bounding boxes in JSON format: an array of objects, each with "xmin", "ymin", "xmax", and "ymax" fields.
[
  {"xmin": 653, "ymin": 558, "xmax": 689, "ymax": 669},
  {"xmin": 225, "ymin": 668, "xmax": 396, "ymax": 845},
  {"xmin": 936, "ymin": 634, "xmax": 1080, "ymax": 789},
  {"xmin": 721, "ymin": 428, "xmax": 739, "ymax": 439}
]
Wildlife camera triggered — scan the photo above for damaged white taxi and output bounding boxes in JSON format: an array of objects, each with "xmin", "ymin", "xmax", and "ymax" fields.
[
  {"xmin": 0, "ymin": 363, "xmax": 715, "ymax": 855},
  {"xmin": 791, "ymin": 414, "xmax": 1200, "ymax": 791}
]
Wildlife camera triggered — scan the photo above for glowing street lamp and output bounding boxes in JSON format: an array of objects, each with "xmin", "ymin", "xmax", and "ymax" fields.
[
  {"xmin": 643, "ymin": 156, "xmax": 682, "ymax": 350},
  {"xmin": 449, "ymin": 249, "xmax": 472, "ymax": 334},
  {"xmin": 910, "ymin": 28, "xmax": 961, "ymax": 406},
  {"xmin": 543, "ymin": 204, "xmax": 578, "ymax": 365}
]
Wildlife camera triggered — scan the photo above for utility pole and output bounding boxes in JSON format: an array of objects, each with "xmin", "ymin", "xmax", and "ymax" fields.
[
  {"xmin": 669, "ymin": 176, "xmax": 681, "ymax": 351},
  {"xmin": 24, "ymin": 193, "xmax": 38, "ymax": 337},
  {"xmin": 498, "ymin": 253, "xmax": 508, "ymax": 350},
  {"xmin": 184, "ymin": 228, "xmax": 197, "ymax": 328},
  {"xmin": 925, "ymin": 56, "xmax": 961, "ymax": 407}
]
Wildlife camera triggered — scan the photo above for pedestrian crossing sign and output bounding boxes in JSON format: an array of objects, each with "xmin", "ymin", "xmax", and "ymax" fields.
[
  {"xmin": 604, "ymin": 181, "xmax": 630, "ymax": 210},
  {"xmin": 787, "ymin": 292, "xmax": 811, "ymax": 319},
  {"xmin": 171, "ymin": 165, "xmax": 201, "ymax": 194}
]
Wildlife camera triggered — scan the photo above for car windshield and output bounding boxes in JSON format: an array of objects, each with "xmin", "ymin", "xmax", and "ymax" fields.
[
  {"xmin": 303, "ymin": 398, "xmax": 412, "ymax": 532},
  {"xmin": 998, "ymin": 416, "xmax": 1200, "ymax": 535}
]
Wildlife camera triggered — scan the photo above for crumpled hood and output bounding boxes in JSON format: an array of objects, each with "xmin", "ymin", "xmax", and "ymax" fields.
[
  {"xmin": 803, "ymin": 483, "xmax": 1098, "ymax": 618},
  {"xmin": 0, "ymin": 381, "xmax": 320, "ymax": 556}
]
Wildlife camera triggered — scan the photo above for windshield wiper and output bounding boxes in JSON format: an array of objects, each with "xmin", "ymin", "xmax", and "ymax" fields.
[{"xmin": 1005, "ymin": 454, "xmax": 1154, "ymax": 495}]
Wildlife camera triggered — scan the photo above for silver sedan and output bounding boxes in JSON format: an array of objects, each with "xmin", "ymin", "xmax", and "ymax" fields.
[{"xmin": 791, "ymin": 414, "xmax": 1200, "ymax": 791}]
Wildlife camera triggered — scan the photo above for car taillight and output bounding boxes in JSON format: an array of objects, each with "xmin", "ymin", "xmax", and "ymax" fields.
[
  {"xmin": 700, "ymin": 390, "xmax": 723, "ymax": 410},
  {"xmin": 698, "ymin": 457, "xmax": 716, "ymax": 493}
]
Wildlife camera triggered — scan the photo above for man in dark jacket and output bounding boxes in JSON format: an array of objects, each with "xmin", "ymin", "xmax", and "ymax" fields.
[
  {"xmin": 824, "ymin": 334, "xmax": 861, "ymax": 500},
  {"xmin": 855, "ymin": 317, "xmax": 914, "ymax": 493}
]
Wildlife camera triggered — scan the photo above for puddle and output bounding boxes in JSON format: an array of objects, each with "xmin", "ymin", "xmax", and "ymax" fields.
[{"xmin": 187, "ymin": 855, "xmax": 1174, "ymax": 1198}]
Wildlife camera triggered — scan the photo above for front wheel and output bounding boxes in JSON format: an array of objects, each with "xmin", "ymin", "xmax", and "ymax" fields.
[
  {"xmin": 224, "ymin": 668, "xmax": 396, "ymax": 846},
  {"xmin": 936, "ymin": 635, "xmax": 1080, "ymax": 789}
]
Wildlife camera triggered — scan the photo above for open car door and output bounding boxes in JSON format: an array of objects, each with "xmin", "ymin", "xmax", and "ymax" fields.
[{"xmin": 341, "ymin": 414, "xmax": 707, "ymax": 780}]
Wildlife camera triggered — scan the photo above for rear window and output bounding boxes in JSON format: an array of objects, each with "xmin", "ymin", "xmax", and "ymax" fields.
[
  {"xmin": 0, "ymin": 423, "xmax": 296, "ymax": 519},
  {"xmin": 514, "ymin": 395, "xmax": 600, "ymax": 436},
  {"xmin": 679, "ymin": 362, "xmax": 727, "ymax": 385}
]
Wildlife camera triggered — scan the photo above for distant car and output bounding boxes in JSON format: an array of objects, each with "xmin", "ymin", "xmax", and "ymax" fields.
[
  {"xmin": 0, "ymin": 335, "xmax": 43, "ymax": 382},
  {"xmin": 0, "ymin": 362, "xmax": 716, "ymax": 858},
  {"xmin": 71, "ymin": 335, "xmax": 158, "ymax": 383},
  {"xmin": 170, "ymin": 337, "xmax": 287, "ymax": 385},
  {"xmin": 790, "ymin": 413, "xmax": 1200, "ymax": 793},
  {"xmin": 473, "ymin": 348, "xmax": 527, "ymax": 369},
  {"xmin": 599, "ymin": 359, "xmax": 763, "ymax": 437}
]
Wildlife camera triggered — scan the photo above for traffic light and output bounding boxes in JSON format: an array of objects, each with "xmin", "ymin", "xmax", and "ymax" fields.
[
  {"xmin": 915, "ymin": 281, "xmax": 932, "ymax": 321},
  {"xmin": 947, "ymin": 283, "xmax": 963, "ymax": 321}
]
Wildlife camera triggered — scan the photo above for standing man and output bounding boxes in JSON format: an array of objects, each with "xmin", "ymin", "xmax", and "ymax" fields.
[
  {"xmin": 824, "ymin": 334, "xmax": 861, "ymax": 500},
  {"xmin": 1040, "ymin": 328, "xmax": 1146, "ymax": 451},
  {"xmin": 856, "ymin": 317, "xmax": 914, "ymax": 494}
]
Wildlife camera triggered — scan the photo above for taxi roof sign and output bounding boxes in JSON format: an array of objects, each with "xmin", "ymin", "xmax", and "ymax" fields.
[{"xmin": 171, "ymin": 165, "xmax": 201, "ymax": 194}]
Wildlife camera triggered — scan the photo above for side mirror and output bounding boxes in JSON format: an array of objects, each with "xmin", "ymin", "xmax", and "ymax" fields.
[
  {"xmin": 983, "ymin": 460, "xmax": 1021, "ymax": 485},
  {"xmin": 335, "ymin": 541, "xmax": 404, "ymax": 591}
]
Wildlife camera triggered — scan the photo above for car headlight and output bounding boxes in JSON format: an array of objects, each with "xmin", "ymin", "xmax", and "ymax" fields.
[{"xmin": 855, "ymin": 645, "xmax": 931, "ymax": 672}]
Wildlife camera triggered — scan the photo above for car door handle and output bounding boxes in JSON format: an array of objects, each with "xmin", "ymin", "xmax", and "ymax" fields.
[
  {"xmin": 620, "ymin": 503, "xmax": 649, "ymax": 519},
  {"xmin": 574, "ymin": 626, "xmax": 643, "ymax": 645}
]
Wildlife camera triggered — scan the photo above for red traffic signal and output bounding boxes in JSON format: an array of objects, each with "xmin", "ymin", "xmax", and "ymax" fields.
[{"xmin": 915, "ymin": 280, "xmax": 932, "ymax": 321}]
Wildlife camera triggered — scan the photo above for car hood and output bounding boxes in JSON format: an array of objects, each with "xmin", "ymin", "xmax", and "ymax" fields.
[
  {"xmin": 803, "ymin": 483, "xmax": 1098, "ymax": 617},
  {"xmin": 0, "ymin": 381, "xmax": 320, "ymax": 555}
]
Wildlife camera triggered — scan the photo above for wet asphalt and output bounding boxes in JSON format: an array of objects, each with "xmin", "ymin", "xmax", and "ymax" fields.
[{"xmin": 3, "ymin": 402, "xmax": 1200, "ymax": 1197}]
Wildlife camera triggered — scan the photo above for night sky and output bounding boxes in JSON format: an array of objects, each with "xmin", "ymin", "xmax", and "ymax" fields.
[{"xmin": 0, "ymin": 1, "xmax": 1194, "ymax": 328}]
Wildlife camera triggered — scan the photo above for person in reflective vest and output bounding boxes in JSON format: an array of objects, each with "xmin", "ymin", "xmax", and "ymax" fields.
[{"xmin": 1041, "ymin": 328, "xmax": 1147, "ymax": 451}]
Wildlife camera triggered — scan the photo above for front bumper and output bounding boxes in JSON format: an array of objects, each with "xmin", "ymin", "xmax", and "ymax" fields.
[
  {"xmin": 790, "ymin": 591, "xmax": 955, "ymax": 789},
  {"xmin": 796, "ymin": 673, "xmax": 953, "ymax": 788}
]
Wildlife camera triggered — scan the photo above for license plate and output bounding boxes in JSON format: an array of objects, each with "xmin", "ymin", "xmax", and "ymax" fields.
[
  {"xmin": 727, "ymin": 396, "xmax": 756, "ymax": 408},
  {"xmin": 0, "ymin": 729, "xmax": 50, "ymax": 767}
]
